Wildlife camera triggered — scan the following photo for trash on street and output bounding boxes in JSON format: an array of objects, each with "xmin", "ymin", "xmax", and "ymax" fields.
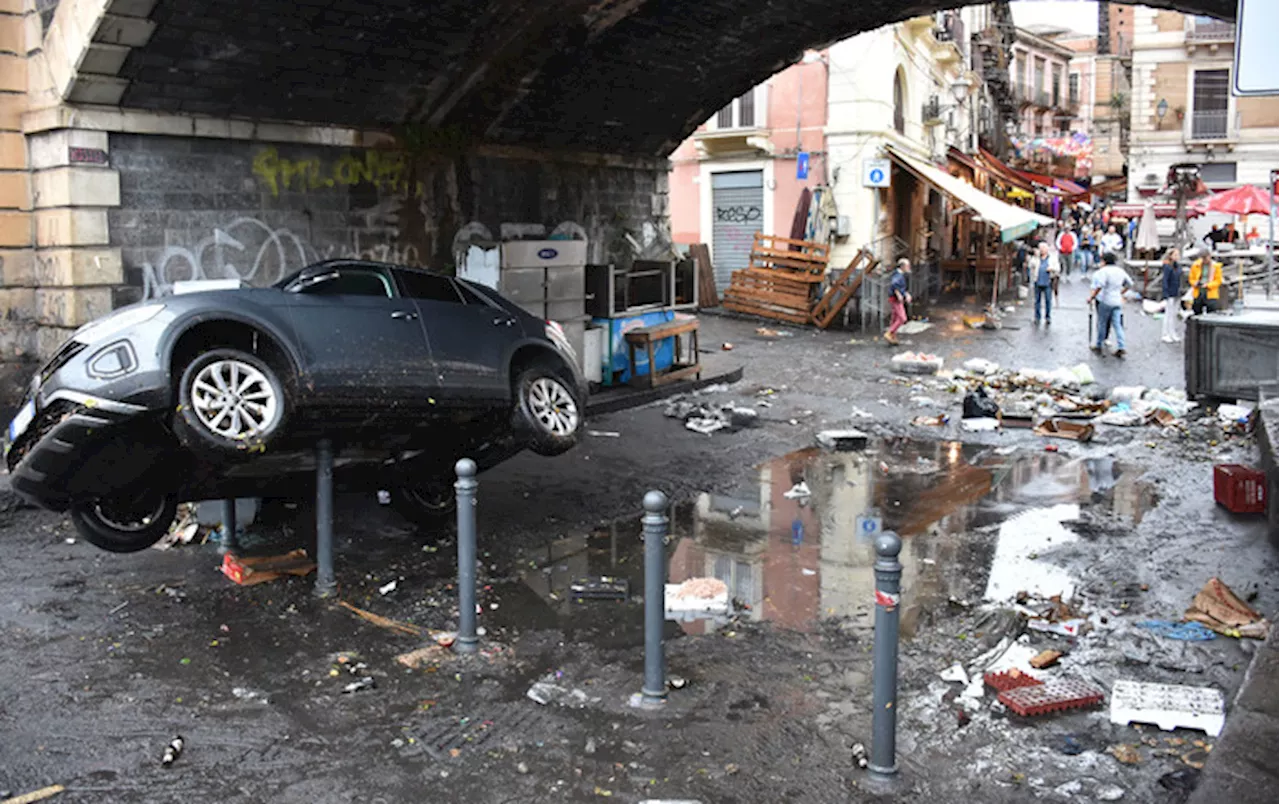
[
  {"xmin": 1033, "ymin": 420, "xmax": 1094, "ymax": 442},
  {"xmin": 815, "ymin": 429, "xmax": 869, "ymax": 450},
  {"xmin": 890, "ymin": 351, "xmax": 943, "ymax": 375},
  {"xmin": 1184, "ymin": 577, "xmax": 1269, "ymax": 638},
  {"xmin": 1109, "ymin": 680, "xmax": 1225, "ymax": 736},
  {"xmin": 220, "ymin": 549, "xmax": 315, "ymax": 586},
  {"xmin": 161, "ymin": 736, "xmax": 185, "ymax": 766},
  {"xmin": 338, "ymin": 601, "xmax": 423, "ymax": 637},
  {"xmin": 570, "ymin": 576, "xmax": 630, "ymax": 600}
]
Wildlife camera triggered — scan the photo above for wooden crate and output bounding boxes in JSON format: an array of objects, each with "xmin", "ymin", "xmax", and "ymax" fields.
[{"xmin": 747, "ymin": 233, "xmax": 829, "ymax": 279}]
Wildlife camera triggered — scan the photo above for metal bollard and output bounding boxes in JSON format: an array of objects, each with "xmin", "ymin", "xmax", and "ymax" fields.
[
  {"xmin": 869, "ymin": 531, "xmax": 903, "ymax": 779},
  {"xmin": 313, "ymin": 439, "xmax": 336, "ymax": 598},
  {"xmin": 218, "ymin": 498, "xmax": 238, "ymax": 555},
  {"xmin": 640, "ymin": 489, "xmax": 669, "ymax": 705},
  {"xmin": 454, "ymin": 458, "xmax": 479, "ymax": 654}
]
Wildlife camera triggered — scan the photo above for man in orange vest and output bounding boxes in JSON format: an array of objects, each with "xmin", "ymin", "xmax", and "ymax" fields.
[{"xmin": 1188, "ymin": 249, "xmax": 1223, "ymax": 315}]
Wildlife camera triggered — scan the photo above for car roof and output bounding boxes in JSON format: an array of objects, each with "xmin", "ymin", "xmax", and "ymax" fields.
[{"xmin": 303, "ymin": 258, "xmax": 449, "ymax": 278}]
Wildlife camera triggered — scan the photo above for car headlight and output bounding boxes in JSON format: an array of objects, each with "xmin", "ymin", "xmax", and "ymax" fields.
[{"xmin": 72, "ymin": 303, "xmax": 165, "ymax": 346}]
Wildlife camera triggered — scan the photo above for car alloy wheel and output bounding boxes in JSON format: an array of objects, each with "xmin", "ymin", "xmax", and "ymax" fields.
[
  {"xmin": 94, "ymin": 494, "xmax": 168, "ymax": 532},
  {"xmin": 527, "ymin": 376, "xmax": 579, "ymax": 437},
  {"xmin": 189, "ymin": 358, "xmax": 280, "ymax": 441}
]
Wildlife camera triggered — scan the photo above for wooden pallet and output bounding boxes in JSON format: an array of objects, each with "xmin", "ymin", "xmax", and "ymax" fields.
[
  {"xmin": 689, "ymin": 243, "xmax": 719, "ymax": 308},
  {"xmin": 722, "ymin": 300, "xmax": 813, "ymax": 325},
  {"xmin": 810, "ymin": 249, "xmax": 880, "ymax": 329},
  {"xmin": 723, "ymin": 270, "xmax": 815, "ymax": 318},
  {"xmin": 747, "ymin": 233, "xmax": 829, "ymax": 278}
]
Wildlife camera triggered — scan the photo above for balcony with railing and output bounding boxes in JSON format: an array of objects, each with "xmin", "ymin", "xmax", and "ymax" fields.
[
  {"xmin": 1189, "ymin": 109, "xmax": 1230, "ymax": 140},
  {"xmin": 1187, "ymin": 19, "xmax": 1234, "ymax": 43}
]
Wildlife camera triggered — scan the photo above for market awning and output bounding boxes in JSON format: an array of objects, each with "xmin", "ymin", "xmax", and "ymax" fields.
[
  {"xmin": 1054, "ymin": 178, "xmax": 1087, "ymax": 196},
  {"xmin": 886, "ymin": 145, "xmax": 1053, "ymax": 242},
  {"xmin": 976, "ymin": 147, "xmax": 1034, "ymax": 192}
]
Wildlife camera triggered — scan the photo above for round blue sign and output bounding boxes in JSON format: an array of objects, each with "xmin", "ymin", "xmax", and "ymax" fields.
[
  {"xmin": 869, "ymin": 168, "xmax": 886, "ymax": 184},
  {"xmin": 537, "ymin": 248, "xmax": 559, "ymax": 259}
]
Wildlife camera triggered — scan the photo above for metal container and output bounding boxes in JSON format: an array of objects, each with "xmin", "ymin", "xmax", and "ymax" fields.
[{"xmin": 1185, "ymin": 311, "xmax": 1280, "ymax": 401}]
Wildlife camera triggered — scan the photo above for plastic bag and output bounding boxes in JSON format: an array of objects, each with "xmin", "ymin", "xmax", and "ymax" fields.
[{"xmin": 963, "ymin": 387, "xmax": 1000, "ymax": 419}]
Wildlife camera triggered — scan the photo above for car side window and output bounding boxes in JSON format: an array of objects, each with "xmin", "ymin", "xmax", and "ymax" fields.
[
  {"xmin": 454, "ymin": 281, "xmax": 495, "ymax": 307},
  {"xmin": 298, "ymin": 268, "xmax": 393, "ymax": 298},
  {"xmin": 398, "ymin": 271, "xmax": 464, "ymax": 304}
]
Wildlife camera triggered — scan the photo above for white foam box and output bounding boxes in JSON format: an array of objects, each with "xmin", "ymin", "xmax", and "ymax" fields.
[
  {"xmin": 1109, "ymin": 680, "xmax": 1225, "ymax": 737},
  {"xmin": 664, "ymin": 583, "xmax": 730, "ymax": 622}
]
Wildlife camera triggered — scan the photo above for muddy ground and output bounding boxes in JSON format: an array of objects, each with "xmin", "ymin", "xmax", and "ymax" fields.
[{"xmin": 1, "ymin": 279, "xmax": 1276, "ymax": 803}]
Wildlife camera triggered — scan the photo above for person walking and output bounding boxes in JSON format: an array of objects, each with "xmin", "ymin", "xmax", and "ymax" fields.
[
  {"xmin": 1055, "ymin": 225, "xmax": 1078, "ymax": 277},
  {"xmin": 1160, "ymin": 247, "xmax": 1183, "ymax": 343},
  {"xmin": 1100, "ymin": 224, "xmax": 1123, "ymax": 257},
  {"xmin": 884, "ymin": 257, "xmax": 911, "ymax": 345},
  {"xmin": 1032, "ymin": 241, "xmax": 1057, "ymax": 326},
  {"xmin": 1080, "ymin": 226, "xmax": 1097, "ymax": 273},
  {"xmin": 1089, "ymin": 252, "xmax": 1133, "ymax": 358},
  {"xmin": 1188, "ymin": 248, "xmax": 1223, "ymax": 315}
]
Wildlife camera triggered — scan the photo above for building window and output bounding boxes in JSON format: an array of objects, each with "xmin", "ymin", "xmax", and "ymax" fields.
[
  {"xmin": 893, "ymin": 70, "xmax": 906, "ymax": 134},
  {"xmin": 1191, "ymin": 69, "xmax": 1230, "ymax": 139},
  {"xmin": 1052, "ymin": 66, "xmax": 1062, "ymax": 107},
  {"xmin": 714, "ymin": 88, "xmax": 761, "ymax": 130},
  {"xmin": 1199, "ymin": 162, "xmax": 1237, "ymax": 185},
  {"xmin": 1068, "ymin": 73, "xmax": 1080, "ymax": 106}
]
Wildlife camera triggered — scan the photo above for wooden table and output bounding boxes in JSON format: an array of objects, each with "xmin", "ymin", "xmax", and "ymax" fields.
[{"xmin": 624, "ymin": 318, "xmax": 701, "ymax": 389}]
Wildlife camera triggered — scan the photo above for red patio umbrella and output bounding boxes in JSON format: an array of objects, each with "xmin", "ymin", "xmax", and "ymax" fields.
[{"xmin": 1202, "ymin": 185, "xmax": 1273, "ymax": 216}]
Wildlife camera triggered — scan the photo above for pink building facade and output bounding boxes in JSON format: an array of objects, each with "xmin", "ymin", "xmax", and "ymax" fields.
[{"xmin": 668, "ymin": 56, "xmax": 828, "ymax": 289}]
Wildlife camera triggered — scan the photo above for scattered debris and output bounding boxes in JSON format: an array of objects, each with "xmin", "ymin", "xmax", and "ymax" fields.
[
  {"xmin": 849, "ymin": 406, "xmax": 874, "ymax": 419},
  {"xmin": 1136, "ymin": 620, "xmax": 1217, "ymax": 641},
  {"xmin": 1095, "ymin": 784, "xmax": 1126, "ymax": 801},
  {"xmin": 1028, "ymin": 618, "xmax": 1087, "ymax": 638},
  {"xmin": 983, "ymin": 669, "xmax": 1042, "ymax": 692},
  {"xmin": 1109, "ymin": 680, "xmax": 1225, "ymax": 736},
  {"xmin": 1184, "ymin": 577, "xmax": 1269, "ymax": 639},
  {"xmin": 669, "ymin": 676, "xmax": 688, "ymax": 690},
  {"xmin": 161, "ymin": 736, "xmax": 185, "ymax": 766},
  {"xmin": 1157, "ymin": 768, "xmax": 1202, "ymax": 793},
  {"xmin": 338, "ymin": 601, "xmax": 423, "ymax": 637},
  {"xmin": 960, "ymin": 418, "xmax": 1000, "ymax": 432},
  {"xmin": 1029, "ymin": 650, "xmax": 1063, "ymax": 669},
  {"xmin": 527, "ymin": 675, "xmax": 591, "ymax": 707},
  {"xmin": 343, "ymin": 677, "xmax": 376, "ymax": 694},
  {"xmin": 379, "ymin": 580, "xmax": 398, "ymax": 596},
  {"xmin": 1107, "ymin": 744, "xmax": 1142, "ymax": 765},
  {"xmin": 963, "ymin": 358, "xmax": 999, "ymax": 375},
  {"xmin": 1060, "ymin": 736, "xmax": 1084, "ymax": 756},
  {"xmin": 1217, "ymin": 403, "xmax": 1256, "ymax": 435},
  {"xmin": 1033, "ymin": 420, "xmax": 1095, "ymax": 442},
  {"xmin": 220, "ymin": 549, "xmax": 316, "ymax": 585},
  {"xmin": 899, "ymin": 320, "xmax": 933, "ymax": 335},
  {"xmin": 891, "ymin": 351, "xmax": 943, "ymax": 375},
  {"xmin": 588, "ymin": 430, "xmax": 621, "ymax": 438},
  {"xmin": 2, "ymin": 786, "xmax": 66, "ymax": 804},
  {"xmin": 721, "ymin": 342, "xmax": 734, "ymax": 351},
  {"xmin": 998, "ymin": 678, "xmax": 1104, "ymax": 717},
  {"xmin": 397, "ymin": 646, "xmax": 445, "ymax": 669},
  {"xmin": 962, "ymin": 387, "xmax": 1000, "ymax": 419},
  {"xmin": 815, "ymin": 429, "xmax": 869, "ymax": 450},
  {"xmin": 850, "ymin": 742, "xmax": 868, "ymax": 768},
  {"xmin": 570, "ymin": 576, "xmax": 630, "ymax": 600},
  {"xmin": 231, "ymin": 687, "xmax": 269, "ymax": 704},
  {"xmin": 911, "ymin": 414, "xmax": 949, "ymax": 427},
  {"xmin": 940, "ymin": 664, "xmax": 969, "ymax": 684},
  {"xmin": 666, "ymin": 578, "xmax": 730, "ymax": 622}
]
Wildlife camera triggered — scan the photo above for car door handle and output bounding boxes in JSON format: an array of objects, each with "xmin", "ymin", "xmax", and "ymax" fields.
[
  {"xmin": 493, "ymin": 317, "xmax": 514, "ymax": 327},
  {"xmin": 391, "ymin": 310, "xmax": 418, "ymax": 321}
]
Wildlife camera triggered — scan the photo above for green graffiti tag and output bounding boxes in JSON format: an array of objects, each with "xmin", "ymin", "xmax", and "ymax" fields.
[{"xmin": 252, "ymin": 147, "xmax": 426, "ymax": 198}]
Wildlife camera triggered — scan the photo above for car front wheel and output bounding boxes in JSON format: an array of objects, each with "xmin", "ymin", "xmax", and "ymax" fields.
[
  {"xmin": 512, "ymin": 364, "xmax": 583, "ymax": 457},
  {"xmin": 69, "ymin": 491, "xmax": 178, "ymax": 553},
  {"xmin": 174, "ymin": 348, "xmax": 288, "ymax": 457},
  {"xmin": 391, "ymin": 482, "xmax": 458, "ymax": 529}
]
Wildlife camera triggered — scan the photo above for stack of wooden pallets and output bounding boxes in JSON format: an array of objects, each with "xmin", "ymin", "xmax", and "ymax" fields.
[{"xmin": 722, "ymin": 233, "xmax": 829, "ymax": 325}]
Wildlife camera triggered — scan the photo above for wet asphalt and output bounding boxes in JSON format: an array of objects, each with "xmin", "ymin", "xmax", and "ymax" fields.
[{"xmin": 1, "ymin": 277, "xmax": 1276, "ymax": 803}]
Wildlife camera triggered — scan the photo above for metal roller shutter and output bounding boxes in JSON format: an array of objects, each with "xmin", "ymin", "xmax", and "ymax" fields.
[{"xmin": 711, "ymin": 170, "xmax": 764, "ymax": 290}]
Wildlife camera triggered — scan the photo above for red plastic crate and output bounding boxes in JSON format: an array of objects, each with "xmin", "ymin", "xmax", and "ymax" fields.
[
  {"xmin": 1214, "ymin": 464, "xmax": 1267, "ymax": 514},
  {"xmin": 998, "ymin": 679, "xmax": 1104, "ymax": 717},
  {"xmin": 984, "ymin": 669, "xmax": 1044, "ymax": 692}
]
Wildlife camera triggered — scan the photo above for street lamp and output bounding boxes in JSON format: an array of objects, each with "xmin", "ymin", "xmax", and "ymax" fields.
[{"xmin": 1156, "ymin": 98, "xmax": 1168, "ymax": 130}]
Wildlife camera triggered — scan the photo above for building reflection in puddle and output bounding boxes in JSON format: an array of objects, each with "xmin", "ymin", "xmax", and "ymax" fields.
[{"xmin": 516, "ymin": 441, "xmax": 1156, "ymax": 641}]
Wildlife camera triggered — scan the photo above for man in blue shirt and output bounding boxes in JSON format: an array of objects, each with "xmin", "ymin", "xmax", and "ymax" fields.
[
  {"xmin": 1033, "ymin": 240, "xmax": 1057, "ymax": 325},
  {"xmin": 884, "ymin": 258, "xmax": 911, "ymax": 345}
]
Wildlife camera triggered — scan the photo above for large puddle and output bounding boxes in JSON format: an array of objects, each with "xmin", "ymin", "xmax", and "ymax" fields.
[{"xmin": 496, "ymin": 440, "xmax": 1155, "ymax": 643}]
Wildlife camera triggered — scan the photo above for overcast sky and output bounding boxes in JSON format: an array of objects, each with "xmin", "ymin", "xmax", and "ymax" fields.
[{"xmin": 1011, "ymin": 0, "xmax": 1100, "ymax": 36}]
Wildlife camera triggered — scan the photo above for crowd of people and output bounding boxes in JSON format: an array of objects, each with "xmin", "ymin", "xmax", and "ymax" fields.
[{"xmin": 1004, "ymin": 201, "xmax": 1228, "ymax": 359}]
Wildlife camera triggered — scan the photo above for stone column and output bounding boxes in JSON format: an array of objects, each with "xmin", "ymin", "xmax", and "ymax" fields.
[
  {"xmin": 29, "ymin": 127, "xmax": 121, "ymax": 355},
  {"xmin": 0, "ymin": 0, "xmax": 33, "ymax": 403}
]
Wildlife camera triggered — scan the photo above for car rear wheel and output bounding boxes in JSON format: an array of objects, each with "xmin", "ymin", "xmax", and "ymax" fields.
[
  {"xmin": 512, "ymin": 363, "xmax": 583, "ymax": 457},
  {"xmin": 69, "ymin": 491, "xmax": 177, "ymax": 553},
  {"xmin": 391, "ymin": 482, "xmax": 457, "ymax": 529},
  {"xmin": 174, "ymin": 348, "xmax": 288, "ymax": 457}
]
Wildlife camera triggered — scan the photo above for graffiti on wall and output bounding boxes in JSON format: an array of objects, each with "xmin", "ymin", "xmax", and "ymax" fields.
[
  {"xmin": 138, "ymin": 213, "xmax": 422, "ymax": 300},
  {"xmin": 251, "ymin": 147, "xmax": 426, "ymax": 198}
]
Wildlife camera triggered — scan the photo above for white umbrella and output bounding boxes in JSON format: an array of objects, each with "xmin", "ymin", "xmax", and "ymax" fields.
[{"xmin": 1135, "ymin": 202, "xmax": 1160, "ymax": 253}]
